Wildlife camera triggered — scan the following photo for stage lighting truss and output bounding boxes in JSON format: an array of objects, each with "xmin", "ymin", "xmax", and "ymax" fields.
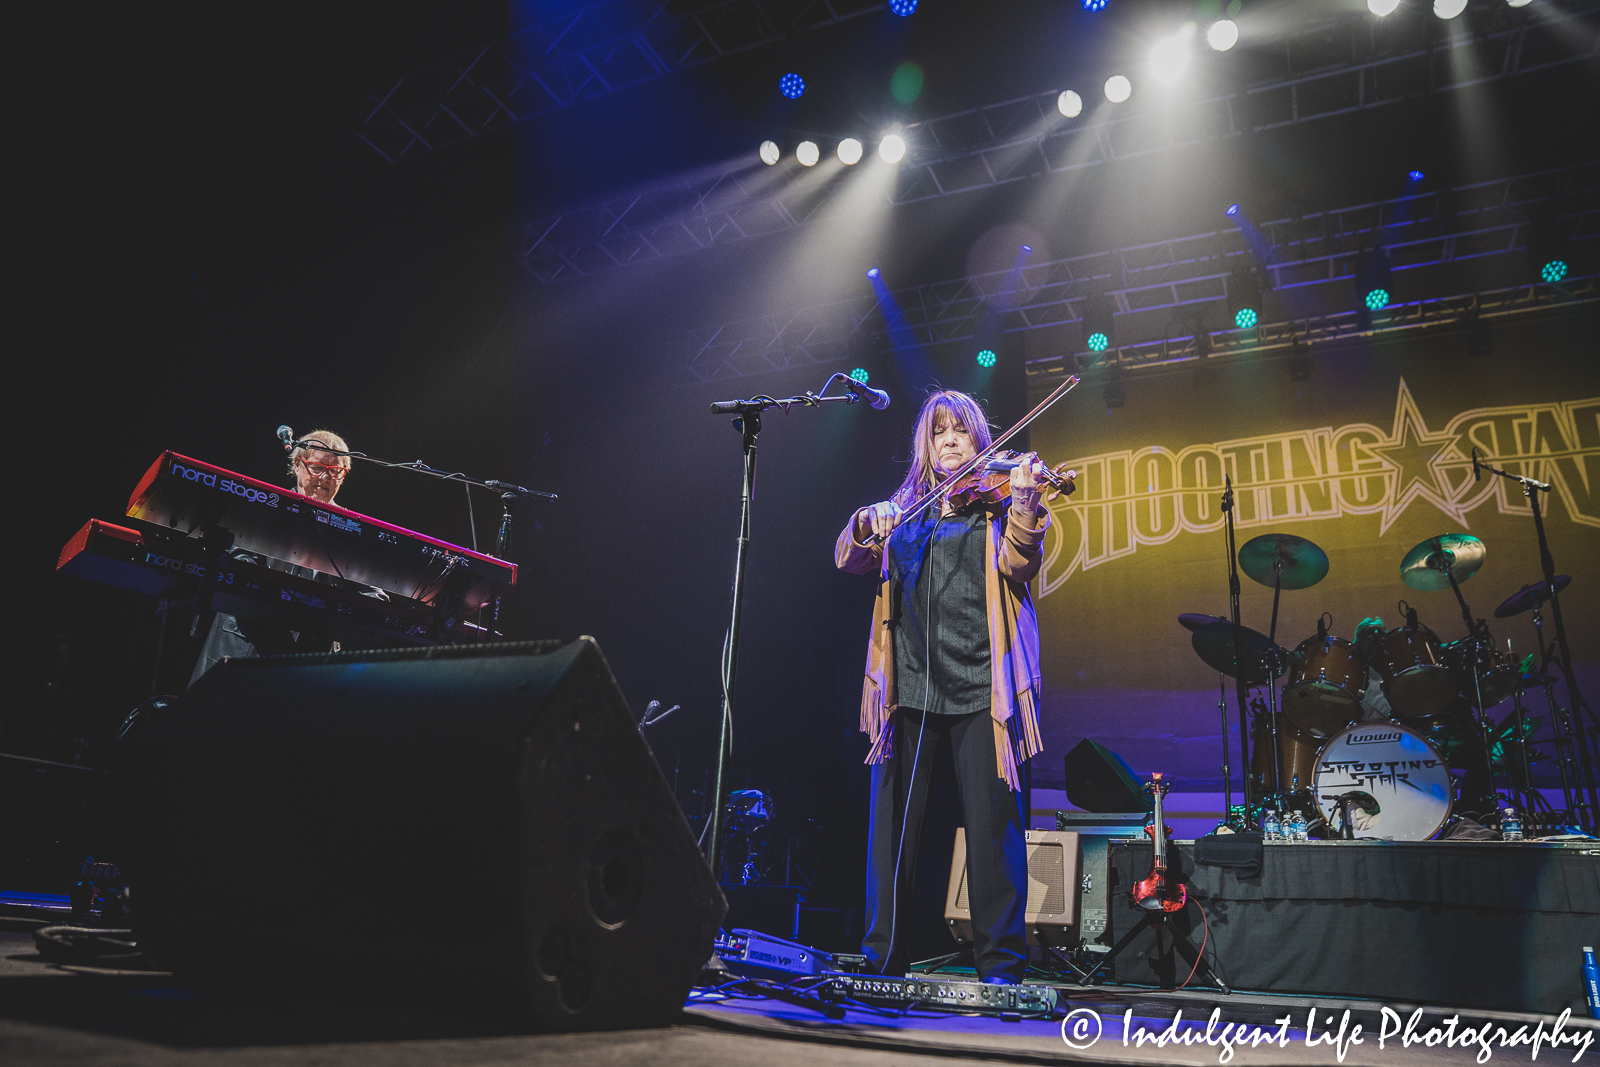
[
  {"xmin": 356, "ymin": 0, "xmax": 884, "ymax": 162},
  {"xmin": 680, "ymin": 165, "xmax": 1597, "ymax": 382},
  {"xmin": 517, "ymin": 7, "xmax": 1596, "ymax": 281}
]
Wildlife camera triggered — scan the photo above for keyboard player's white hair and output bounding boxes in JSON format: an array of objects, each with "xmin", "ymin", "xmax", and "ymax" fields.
[{"xmin": 286, "ymin": 429, "xmax": 352, "ymax": 478}]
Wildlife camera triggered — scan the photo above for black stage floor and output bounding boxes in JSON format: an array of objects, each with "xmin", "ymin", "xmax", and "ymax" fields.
[{"xmin": 5, "ymin": 928, "xmax": 1596, "ymax": 1067}]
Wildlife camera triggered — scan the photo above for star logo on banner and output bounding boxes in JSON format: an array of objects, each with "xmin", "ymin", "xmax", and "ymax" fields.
[{"xmin": 1368, "ymin": 378, "xmax": 1469, "ymax": 535}]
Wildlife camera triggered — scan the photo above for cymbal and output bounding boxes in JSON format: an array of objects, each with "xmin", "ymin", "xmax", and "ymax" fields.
[
  {"xmin": 1237, "ymin": 533, "xmax": 1329, "ymax": 590},
  {"xmin": 1191, "ymin": 622, "xmax": 1290, "ymax": 683},
  {"xmin": 1493, "ymin": 575, "xmax": 1572, "ymax": 619},
  {"xmin": 1178, "ymin": 613, "xmax": 1230, "ymax": 633},
  {"xmin": 1400, "ymin": 533, "xmax": 1485, "ymax": 591}
]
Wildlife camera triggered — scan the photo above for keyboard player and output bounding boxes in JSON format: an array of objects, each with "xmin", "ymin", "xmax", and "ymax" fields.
[{"xmin": 189, "ymin": 430, "xmax": 371, "ymax": 683}]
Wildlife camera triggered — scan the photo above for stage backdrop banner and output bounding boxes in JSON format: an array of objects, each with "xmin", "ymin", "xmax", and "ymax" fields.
[{"xmin": 1026, "ymin": 322, "xmax": 1599, "ymax": 793}]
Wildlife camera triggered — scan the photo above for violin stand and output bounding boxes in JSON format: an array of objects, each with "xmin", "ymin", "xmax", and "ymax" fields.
[{"xmin": 1084, "ymin": 907, "xmax": 1230, "ymax": 994}]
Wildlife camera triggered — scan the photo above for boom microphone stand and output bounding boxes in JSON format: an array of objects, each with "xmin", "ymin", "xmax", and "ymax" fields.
[
  {"xmin": 1222, "ymin": 476, "xmax": 1253, "ymax": 817},
  {"xmin": 277, "ymin": 430, "xmax": 556, "ymax": 638},
  {"xmin": 702, "ymin": 374, "xmax": 887, "ymax": 878},
  {"xmin": 1474, "ymin": 450, "xmax": 1600, "ymax": 832}
]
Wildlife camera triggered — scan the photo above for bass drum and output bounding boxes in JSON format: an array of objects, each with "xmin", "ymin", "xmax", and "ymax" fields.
[{"xmin": 1313, "ymin": 723, "xmax": 1452, "ymax": 841}]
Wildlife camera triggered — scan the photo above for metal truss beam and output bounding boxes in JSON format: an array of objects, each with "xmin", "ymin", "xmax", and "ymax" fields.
[
  {"xmin": 522, "ymin": 2, "xmax": 1598, "ymax": 284},
  {"xmin": 681, "ymin": 163, "xmax": 1598, "ymax": 383},
  {"xmin": 359, "ymin": 0, "xmax": 883, "ymax": 163}
]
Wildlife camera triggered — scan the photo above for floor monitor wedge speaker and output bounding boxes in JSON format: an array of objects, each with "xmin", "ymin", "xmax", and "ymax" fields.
[
  {"xmin": 128, "ymin": 638, "xmax": 725, "ymax": 1030},
  {"xmin": 1063, "ymin": 739, "xmax": 1153, "ymax": 814},
  {"xmin": 944, "ymin": 828, "xmax": 1079, "ymax": 946}
]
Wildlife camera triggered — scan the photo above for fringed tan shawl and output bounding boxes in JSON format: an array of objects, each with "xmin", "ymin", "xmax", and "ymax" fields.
[{"xmin": 834, "ymin": 502, "xmax": 1048, "ymax": 791}]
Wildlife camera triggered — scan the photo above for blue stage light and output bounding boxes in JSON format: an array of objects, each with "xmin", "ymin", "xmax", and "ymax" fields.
[
  {"xmin": 1086, "ymin": 332, "xmax": 1110, "ymax": 352},
  {"xmin": 1540, "ymin": 259, "xmax": 1569, "ymax": 283},
  {"xmin": 888, "ymin": 0, "xmax": 918, "ymax": 14},
  {"xmin": 866, "ymin": 268, "xmax": 881, "ymax": 279},
  {"xmin": 780, "ymin": 73, "xmax": 805, "ymax": 99},
  {"xmin": 1225, "ymin": 204, "xmax": 1239, "ymax": 216},
  {"xmin": 976, "ymin": 349, "xmax": 997, "ymax": 368},
  {"xmin": 1365, "ymin": 288, "xmax": 1390, "ymax": 311},
  {"xmin": 1408, "ymin": 169, "xmax": 1425, "ymax": 182},
  {"xmin": 1082, "ymin": 0, "xmax": 1108, "ymax": 10},
  {"xmin": 850, "ymin": 367, "xmax": 870, "ymax": 383},
  {"xmin": 1235, "ymin": 308, "xmax": 1258, "ymax": 329}
]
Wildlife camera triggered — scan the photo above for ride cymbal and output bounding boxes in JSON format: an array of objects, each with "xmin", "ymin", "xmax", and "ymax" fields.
[
  {"xmin": 1400, "ymin": 533, "xmax": 1485, "ymax": 591},
  {"xmin": 1191, "ymin": 622, "xmax": 1290, "ymax": 683},
  {"xmin": 1492, "ymin": 575, "xmax": 1572, "ymax": 618},
  {"xmin": 1237, "ymin": 533, "xmax": 1329, "ymax": 590}
]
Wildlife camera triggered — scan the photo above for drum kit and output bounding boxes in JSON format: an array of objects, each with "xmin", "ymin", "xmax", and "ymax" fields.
[{"xmin": 1184, "ymin": 530, "xmax": 1577, "ymax": 841}]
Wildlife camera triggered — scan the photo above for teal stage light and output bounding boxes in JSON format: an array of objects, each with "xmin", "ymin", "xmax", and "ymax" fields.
[
  {"xmin": 850, "ymin": 367, "xmax": 870, "ymax": 383},
  {"xmin": 976, "ymin": 349, "xmax": 997, "ymax": 368},
  {"xmin": 1364, "ymin": 288, "xmax": 1390, "ymax": 311},
  {"xmin": 1234, "ymin": 308, "xmax": 1258, "ymax": 329},
  {"xmin": 1540, "ymin": 259, "xmax": 1569, "ymax": 283},
  {"xmin": 1086, "ymin": 332, "xmax": 1110, "ymax": 352}
]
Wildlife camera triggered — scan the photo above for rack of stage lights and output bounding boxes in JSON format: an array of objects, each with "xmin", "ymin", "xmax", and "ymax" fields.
[
  {"xmin": 680, "ymin": 163, "xmax": 1597, "ymax": 383},
  {"xmin": 517, "ymin": 2, "xmax": 1598, "ymax": 285}
]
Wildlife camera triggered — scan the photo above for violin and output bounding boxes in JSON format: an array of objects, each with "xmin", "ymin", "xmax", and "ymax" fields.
[
  {"xmin": 1131, "ymin": 771, "xmax": 1188, "ymax": 913},
  {"xmin": 942, "ymin": 451, "xmax": 1078, "ymax": 511}
]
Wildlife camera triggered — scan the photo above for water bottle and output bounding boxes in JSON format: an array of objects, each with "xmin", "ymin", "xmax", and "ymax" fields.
[
  {"xmin": 1289, "ymin": 810, "xmax": 1308, "ymax": 842},
  {"xmin": 1262, "ymin": 809, "xmax": 1282, "ymax": 841},
  {"xmin": 1501, "ymin": 806, "xmax": 1524, "ymax": 841},
  {"xmin": 1583, "ymin": 946, "xmax": 1600, "ymax": 1021}
]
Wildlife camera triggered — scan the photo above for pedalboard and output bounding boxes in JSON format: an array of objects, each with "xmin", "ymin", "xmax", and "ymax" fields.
[{"xmin": 820, "ymin": 973, "xmax": 1059, "ymax": 1016}]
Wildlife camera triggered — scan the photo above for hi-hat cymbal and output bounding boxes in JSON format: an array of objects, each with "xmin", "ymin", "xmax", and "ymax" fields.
[
  {"xmin": 1493, "ymin": 575, "xmax": 1572, "ymax": 619},
  {"xmin": 1401, "ymin": 533, "xmax": 1486, "ymax": 591},
  {"xmin": 1191, "ymin": 622, "xmax": 1291, "ymax": 683},
  {"xmin": 1237, "ymin": 533, "xmax": 1329, "ymax": 590},
  {"xmin": 1178, "ymin": 613, "xmax": 1231, "ymax": 633}
]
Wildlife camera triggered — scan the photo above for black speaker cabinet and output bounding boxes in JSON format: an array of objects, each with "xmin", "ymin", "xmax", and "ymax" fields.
[
  {"xmin": 1063, "ymin": 739, "xmax": 1153, "ymax": 814},
  {"xmin": 128, "ymin": 638, "xmax": 724, "ymax": 1030}
]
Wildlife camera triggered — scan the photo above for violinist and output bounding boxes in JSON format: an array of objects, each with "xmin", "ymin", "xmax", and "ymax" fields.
[{"xmin": 835, "ymin": 389, "xmax": 1067, "ymax": 985}]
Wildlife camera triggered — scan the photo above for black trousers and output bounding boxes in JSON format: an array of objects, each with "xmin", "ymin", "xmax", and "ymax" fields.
[{"xmin": 862, "ymin": 706, "xmax": 1027, "ymax": 980}]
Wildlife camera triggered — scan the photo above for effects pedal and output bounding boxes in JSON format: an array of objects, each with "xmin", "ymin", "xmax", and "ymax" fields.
[
  {"xmin": 820, "ymin": 974, "xmax": 1059, "ymax": 1016},
  {"xmin": 714, "ymin": 928, "xmax": 829, "ymax": 979}
]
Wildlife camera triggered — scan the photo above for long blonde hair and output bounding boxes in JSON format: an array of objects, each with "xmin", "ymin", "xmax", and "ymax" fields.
[{"xmin": 891, "ymin": 390, "xmax": 994, "ymax": 509}]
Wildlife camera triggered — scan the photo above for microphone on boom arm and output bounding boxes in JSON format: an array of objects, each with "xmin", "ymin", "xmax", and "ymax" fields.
[
  {"xmin": 277, "ymin": 425, "xmax": 296, "ymax": 452},
  {"xmin": 844, "ymin": 377, "xmax": 891, "ymax": 410}
]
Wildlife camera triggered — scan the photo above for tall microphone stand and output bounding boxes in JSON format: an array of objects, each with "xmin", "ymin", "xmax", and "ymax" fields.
[
  {"xmin": 1475, "ymin": 452, "xmax": 1600, "ymax": 831},
  {"xmin": 1222, "ymin": 476, "xmax": 1253, "ymax": 818},
  {"xmin": 702, "ymin": 374, "xmax": 882, "ymax": 879}
]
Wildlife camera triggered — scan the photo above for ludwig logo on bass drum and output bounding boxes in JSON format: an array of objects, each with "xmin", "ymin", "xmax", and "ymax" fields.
[{"xmin": 1349, "ymin": 731, "xmax": 1401, "ymax": 745}]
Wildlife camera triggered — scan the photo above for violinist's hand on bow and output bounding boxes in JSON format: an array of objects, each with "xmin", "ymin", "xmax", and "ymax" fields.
[
  {"xmin": 858, "ymin": 501, "xmax": 904, "ymax": 542},
  {"xmin": 1009, "ymin": 452, "xmax": 1048, "ymax": 513}
]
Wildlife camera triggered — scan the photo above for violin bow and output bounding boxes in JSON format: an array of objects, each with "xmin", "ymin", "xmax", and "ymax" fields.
[{"xmin": 869, "ymin": 374, "xmax": 1082, "ymax": 545}]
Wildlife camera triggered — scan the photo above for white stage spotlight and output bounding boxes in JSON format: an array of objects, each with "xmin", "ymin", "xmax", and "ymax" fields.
[
  {"xmin": 1506, "ymin": 0, "xmax": 1533, "ymax": 6},
  {"xmin": 759, "ymin": 140, "xmax": 780, "ymax": 165},
  {"xmin": 796, "ymin": 140, "xmax": 819, "ymax": 166},
  {"xmin": 1367, "ymin": 0, "xmax": 1400, "ymax": 14},
  {"xmin": 1434, "ymin": 0, "xmax": 1468, "ymax": 16},
  {"xmin": 837, "ymin": 138, "xmax": 863, "ymax": 165},
  {"xmin": 1057, "ymin": 89, "xmax": 1083, "ymax": 118},
  {"xmin": 1104, "ymin": 75, "xmax": 1132, "ymax": 103},
  {"xmin": 1207, "ymin": 19, "xmax": 1238, "ymax": 51},
  {"xmin": 879, "ymin": 134, "xmax": 907, "ymax": 163}
]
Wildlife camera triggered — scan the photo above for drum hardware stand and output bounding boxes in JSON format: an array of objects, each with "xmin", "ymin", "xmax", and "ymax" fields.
[
  {"xmin": 1426, "ymin": 542, "xmax": 1509, "ymax": 813},
  {"xmin": 1221, "ymin": 476, "xmax": 1253, "ymax": 816},
  {"xmin": 1529, "ymin": 601, "xmax": 1586, "ymax": 824},
  {"xmin": 1215, "ymin": 669, "xmax": 1234, "ymax": 828},
  {"xmin": 1474, "ymin": 453, "xmax": 1600, "ymax": 832}
]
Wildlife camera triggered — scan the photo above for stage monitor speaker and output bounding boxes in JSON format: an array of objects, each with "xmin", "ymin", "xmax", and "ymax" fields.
[
  {"xmin": 943, "ymin": 829, "xmax": 1078, "ymax": 946},
  {"xmin": 127, "ymin": 638, "xmax": 725, "ymax": 1030},
  {"xmin": 1063, "ymin": 739, "xmax": 1152, "ymax": 814}
]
